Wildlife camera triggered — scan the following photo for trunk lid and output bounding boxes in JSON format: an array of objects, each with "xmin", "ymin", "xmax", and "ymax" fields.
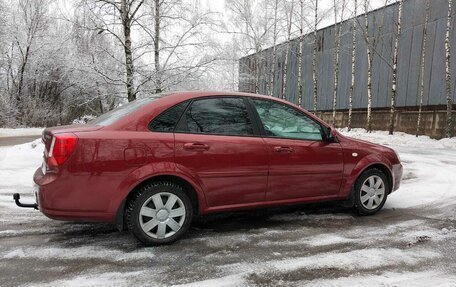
[{"xmin": 42, "ymin": 125, "xmax": 101, "ymax": 154}]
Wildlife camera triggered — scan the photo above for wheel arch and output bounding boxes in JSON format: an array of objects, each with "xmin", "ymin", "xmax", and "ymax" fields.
[
  {"xmin": 115, "ymin": 174, "xmax": 203, "ymax": 231},
  {"xmin": 362, "ymin": 163, "xmax": 393, "ymax": 193},
  {"xmin": 340, "ymin": 153, "xmax": 394, "ymax": 200}
]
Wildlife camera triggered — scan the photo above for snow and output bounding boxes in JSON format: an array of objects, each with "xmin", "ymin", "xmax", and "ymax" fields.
[
  {"xmin": 339, "ymin": 128, "xmax": 456, "ymax": 209},
  {"xmin": 305, "ymin": 271, "xmax": 456, "ymax": 287},
  {"xmin": 0, "ymin": 128, "xmax": 456, "ymax": 286},
  {"xmin": 2, "ymin": 245, "xmax": 155, "ymax": 262},
  {"xmin": 338, "ymin": 128, "xmax": 456, "ymax": 150},
  {"xmin": 0, "ymin": 139, "xmax": 43, "ymax": 190}
]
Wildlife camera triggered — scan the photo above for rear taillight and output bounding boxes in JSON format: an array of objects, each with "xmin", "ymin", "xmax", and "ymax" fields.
[{"xmin": 47, "ymin": 133, "xmax": 78, "ymax": 169}]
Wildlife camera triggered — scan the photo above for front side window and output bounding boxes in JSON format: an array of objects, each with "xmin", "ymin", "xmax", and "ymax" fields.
[
  {"xmin": 251, "ymin": 99, "xmax": 323, "ymax": 141},
  {"xmin": 176, "ymin": 97, "xmax": 254, "ymax": 136}
]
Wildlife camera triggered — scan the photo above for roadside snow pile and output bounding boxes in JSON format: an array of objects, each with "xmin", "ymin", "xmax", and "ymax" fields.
[
  {"xmin": 338, "ymin": 128, "xmax": 456, "ymax": 149},
  {"xmin": 0, "ymin": 139, "xmax": 43, "ymax": 189},
  {"xmin": 339, "ymin": 128, "xmax": 456, "ymax": 209},
  {"xmin": 72, "ymin": 115, "xmax": 96, "ymax": 125},
  {"xmin": 0, "ymin": 128, "xmax": 43, "ymax": 138}
]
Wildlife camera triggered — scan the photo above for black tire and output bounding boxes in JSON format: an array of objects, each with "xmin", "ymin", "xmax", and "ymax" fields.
[
  {"xmin": 126, "ymin": 181, "xmax": 193, "ymax": 246},
  {"xmin": 353, "ymin": 168, "xmax": 389, "ymax": 216}
]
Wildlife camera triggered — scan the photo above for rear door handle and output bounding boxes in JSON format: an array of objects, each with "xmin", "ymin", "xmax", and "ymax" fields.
[
  {"xmin": 274, "ymin": 146, "xmax": 294, "ymax": 153},
  {"xmin": 183, "ymin": 143, "xmax": 209, "ymax": 151}
]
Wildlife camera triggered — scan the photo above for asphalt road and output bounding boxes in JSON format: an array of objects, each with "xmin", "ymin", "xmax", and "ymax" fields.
[
  {"xmin": 1, "ymin": 137, "xmax": 455, "ymax": 286},
  {"xmin": 1, "ymin": 202, "xmax": 455, "ymax": 287},
  {"xmin": 0, "ymin": 135, "xmax": 41, "ymax": 147}
]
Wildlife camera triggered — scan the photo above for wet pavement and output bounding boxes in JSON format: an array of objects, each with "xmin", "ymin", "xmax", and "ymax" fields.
[{"xmin": 1, "ymin": 136, "xmax": 456, "ymax": 286}]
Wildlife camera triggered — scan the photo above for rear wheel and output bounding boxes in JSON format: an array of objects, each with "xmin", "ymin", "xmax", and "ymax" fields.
[
  {"xmin": 353, "ymin": 168, "xmax": 389, "ymax": 215},
  {"xmin": 127, "ymin": 182, "xmax": 193, "ymax": 245}
]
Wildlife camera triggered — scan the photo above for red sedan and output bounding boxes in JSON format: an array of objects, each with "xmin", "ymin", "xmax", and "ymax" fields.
[{"xmin": 14, "ymin": 91, "xmax": 402, "ymax": 245}]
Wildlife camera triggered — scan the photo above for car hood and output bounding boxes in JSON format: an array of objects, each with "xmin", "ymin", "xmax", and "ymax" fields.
[{"xmin": 337, "ymin": 132, "xmax": 395, "ymax": 154}]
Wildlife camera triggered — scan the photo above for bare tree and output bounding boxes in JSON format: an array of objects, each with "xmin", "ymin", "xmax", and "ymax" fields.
[
  {"xmin": 281, "ymin": 0, "xmax": 294, "ymax": 100},
  {"xmin": 296, "ymin": 0, "xmax": 305, "ymax": 105},
  {"xmin": 332, "ymin": 0, "xmax": 345, "ymax": 126},
  {"xmin": 122, "ymin": 0, "xmax": 143, "ymax": 101},
  {"xmin": 153, "ymin": 0, "xmax": 161, "ymax": 93},
  {"xmin": 140, "ymin": 0, "xmax": 219, "ymax": 93},
  {"xmin": 416, "ymin": 0, "xmax": 430, "ymax": 137},
  {"xmin": 312, "ymin": 0, "xmax": 318, "ymax": 113},
  {"xmin": 11, "ymin": 0, "xmax": 49, "ymax": 121},
  {"xmin": 347, "ymin": 0, "xmax": 358, "ymax": 131},
  {"xmin": 362, "ymin": 0, "xmax": 389, "ymax": 132},
  {"xmin": 268, "ymin": 0, "xmax": 280, "ymax": 96},
  {"xmin": 363, "ymin": 0, "xmax": 373, "ymax": 132},
  {"xmin": 388, "ymin": 0, "xmax": 402, "ymax": 135},
  {"xmin": 227, "ymin": 0, "xmax": 273, "ymax": 94},
  {"xmin": 445, "ymin": 0, "xmax": 454, "ymax": 138},
  {"xmin": 79, "ymin": 0, "xmax": 144, "ymax": 102}
]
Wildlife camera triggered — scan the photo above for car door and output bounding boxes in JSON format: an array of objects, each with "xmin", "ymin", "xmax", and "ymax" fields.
[
  {"xmin": 174, "ymin": 96, "xmax": 269, "ymax": 207},
  {"xmin": 249, "ymin": 98, "xmax": 344, "ymax": 201}
]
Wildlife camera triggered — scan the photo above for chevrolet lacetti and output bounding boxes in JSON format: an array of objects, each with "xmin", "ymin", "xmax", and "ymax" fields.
[{"xmin": 13, "ymin": 91, "xmax": 403, "ymax": 245}]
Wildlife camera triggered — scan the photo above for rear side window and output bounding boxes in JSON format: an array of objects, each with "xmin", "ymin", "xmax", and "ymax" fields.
[
  {"xmin": 176, "ymin": 97, "xmax": 254, "ymax": 136},
  {"xmin": 149, "ymin": 101, "xmax": 189, "ymax": 132},
  {"xmin": 90, "ymin": 95, "xmax": 165, "ymax": 126}
]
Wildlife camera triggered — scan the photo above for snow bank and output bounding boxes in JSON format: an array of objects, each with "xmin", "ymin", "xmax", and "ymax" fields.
[
  {"xmin": 0, "ymin": 139, "xmax": 43, "ymax": 189},
  {"xmin": 338, "ymin": 128, "xmax": 456, "ymax": 149},
  {"xmin": 338, "ymin": 128, "xmax": 456, "ymax": 209}
]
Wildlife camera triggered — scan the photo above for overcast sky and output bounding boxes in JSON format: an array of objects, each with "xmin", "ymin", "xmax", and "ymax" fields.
[{"xmin": 202, "ymin": 0, "xmax": 396, "ymax": 30}]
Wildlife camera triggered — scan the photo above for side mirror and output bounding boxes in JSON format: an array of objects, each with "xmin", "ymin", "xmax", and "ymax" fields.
[{"xmin": 322, "ymin": 127, "xmax": 336, "ymax": 143}]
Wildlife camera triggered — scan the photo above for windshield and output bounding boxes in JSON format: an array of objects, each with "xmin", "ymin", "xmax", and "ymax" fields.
[{"xmin": 89, "ymin": 95, "xmax": 165, "ymax": 126}]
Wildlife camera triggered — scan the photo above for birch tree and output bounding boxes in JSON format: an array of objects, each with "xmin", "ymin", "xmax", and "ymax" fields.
[
  {"xmin": 227, "ymin": 0, "xmax": 273, "ymax": 94},
  {"xmin": 296, "ymin": 0, "xmax": 306, "ymax": 105},
  {"xmin": 416, "ymin": 0, "xmax": 430, "ymax": 137},
  {"xmin": 388, "ymin": 0, "xmax": 402, "ymax": 135},
  {"xmin": 153, "ymin": 0, "xmax": 161, "ymax": 93},
  {"xmin": 268, "ymin": 0, "xmax": 280, "ymax": 96},
  {"xmin": 281, "ymin": 0, "xmax": 294, "ymax": 100},
  {"xmin": 445, "ymin": 0, "xmax": 454, "ymax": 138},
  {"xmin": 79, "ymin": 0, "xmax": 145, "ymax": 102},
  {"xmin": 312, "ymin": 0, "xmax": 319, "ymax": 113},
  {"xmin": 332, "ymin": 0, "xmax": 345, "ymax": 126},
  {"xmin": 363, "ymin": 0, "xmax": 374, "ymax": 132},
  {"xmin": 139, "ymin": 0, "xmax": 219, "ymax": 93},
  {"xmin": 347, "ymin": 0, "xmax": 358, "ymax": 131},
  {"xmin": 362, "ymin": 0, "xmax": 389, "ymax": 132}
]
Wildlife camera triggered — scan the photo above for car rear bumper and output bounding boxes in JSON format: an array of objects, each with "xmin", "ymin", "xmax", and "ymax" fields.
[
  {"xmin": 392, "ymin": 163, "xmax": 403, "ymax": 192},
  {"xmin": 33, "ymin": 168, "xmax": 115, "ymax": 222}
]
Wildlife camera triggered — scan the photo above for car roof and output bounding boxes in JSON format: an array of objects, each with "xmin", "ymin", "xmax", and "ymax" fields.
[
  {"xmin": 109, "ymin": 90, "xmax": 330, "ymax": 130},
  {"xmin": 158, "ymin": 90, "xmax": 272, "ymax": 100}
]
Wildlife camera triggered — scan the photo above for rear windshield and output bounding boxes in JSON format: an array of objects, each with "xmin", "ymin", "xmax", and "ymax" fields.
[{"xmin": 89, "ymin": 95, "xmax": 165, "ymax": 126}]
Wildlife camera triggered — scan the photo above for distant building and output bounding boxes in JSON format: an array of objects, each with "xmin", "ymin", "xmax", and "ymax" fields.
[{"xmin": 238, "ymin": 0, "xmax": 456, "ymax": 138}]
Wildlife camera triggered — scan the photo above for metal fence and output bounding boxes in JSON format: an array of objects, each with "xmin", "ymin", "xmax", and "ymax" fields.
[{"xmin": 238, "ymin": 0, "xmax": 456, "ymax": 111}]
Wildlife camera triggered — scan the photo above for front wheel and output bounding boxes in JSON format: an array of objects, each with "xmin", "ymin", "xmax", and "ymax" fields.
[
  {"xmin": 353, "ymin": 168, "xmax": 389, "ymax": 215},
  {"xmin": 127, "ymin": 182, "xmax": 193, "ymax": 245}
]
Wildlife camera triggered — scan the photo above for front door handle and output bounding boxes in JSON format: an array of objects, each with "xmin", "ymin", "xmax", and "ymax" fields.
[
  {"xmin": 274, "ymin": 146, "xmax": 294, "ymax": 153},
  {"xmin": 183, "ymin": 142, "xmax": 209, "ymax": 151}
]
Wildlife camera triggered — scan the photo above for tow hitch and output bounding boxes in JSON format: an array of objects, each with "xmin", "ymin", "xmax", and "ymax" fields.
[{"xmin": 13, "ymin": 193, "xmax": 38, "ymax": 210}]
